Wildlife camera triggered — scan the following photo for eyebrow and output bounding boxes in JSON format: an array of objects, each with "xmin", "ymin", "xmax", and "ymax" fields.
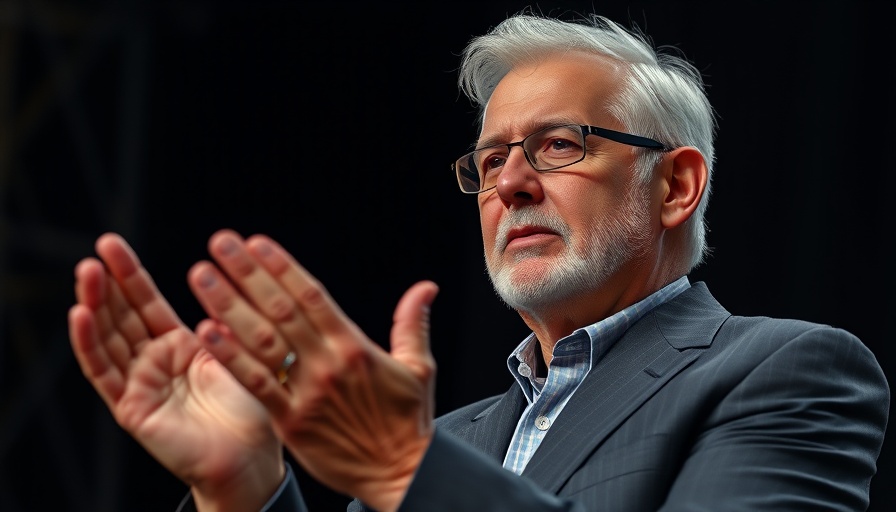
[{"xmin": 475, "ymin": 118, "xmax": 581, "ymax": 150}]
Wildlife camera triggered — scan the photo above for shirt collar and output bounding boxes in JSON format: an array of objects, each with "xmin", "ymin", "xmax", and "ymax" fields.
[{"xmin": 506, "ymin": 276, "xmax": 692, "ymax": 398}]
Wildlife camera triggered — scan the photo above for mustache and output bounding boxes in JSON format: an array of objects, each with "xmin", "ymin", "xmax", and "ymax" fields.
[{"xmin": 495, "ymin": 208, "xmax": 571, "ymax": 252}]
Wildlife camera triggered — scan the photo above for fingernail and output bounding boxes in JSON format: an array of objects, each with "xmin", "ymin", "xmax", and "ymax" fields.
[
  {"xmin": 255, "ymin": 240, "xmax": 273, "ymax": 258},
  {"xmin": 198, "ymin": 268, "xmax": 216, "ymax": 288},
  {"xmin": 219, "ymin": 237, "xmax": 238, "ymax": 256},
  {"xmin": 205, "ymin": 330, "xmax": 222, "ymax": 344}
]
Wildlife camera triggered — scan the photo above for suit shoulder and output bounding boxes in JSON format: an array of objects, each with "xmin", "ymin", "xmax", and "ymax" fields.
[
  {"xmin": 709, "ymin": 315, "xmax": 885, "ymax": 382},
  {"xmin": 720, "ymin": 314, "xmax": 862, "ymax": 346}
]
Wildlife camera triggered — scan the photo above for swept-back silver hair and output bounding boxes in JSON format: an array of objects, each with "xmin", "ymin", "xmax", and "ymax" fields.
[{"xmin": 457, "ymin": 12, "xmax": 717, "ymax": 270}]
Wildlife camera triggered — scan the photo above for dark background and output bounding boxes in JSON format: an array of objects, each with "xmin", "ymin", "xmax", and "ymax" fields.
[{"xmin": 1, "ymin": 1, "xmax": 893, "ymax": 510}]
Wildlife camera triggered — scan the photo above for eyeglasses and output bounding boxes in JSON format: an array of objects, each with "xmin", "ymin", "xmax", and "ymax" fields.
[{"xmin": 452, "ymin": 124, "xmax": 670, "ymax": 194}]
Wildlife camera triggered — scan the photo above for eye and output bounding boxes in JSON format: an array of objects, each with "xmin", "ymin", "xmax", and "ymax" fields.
[
  {"xmin": 476, "ymin": 149, "xmax": 508, "ymax": 174},
  {"xmin": 540, "ymin": 134, "xmax": 582, "ymax": 157},
  {"xmin": 547, "ymin": 137, "xmax": 577, "ymax": 153},
  {"xmin": 529, "ymin": 126, "xmax": 585, "ymax": 166}
]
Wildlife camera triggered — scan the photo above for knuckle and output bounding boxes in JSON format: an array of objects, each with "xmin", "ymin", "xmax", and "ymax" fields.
[
  {"xmin": 250, "ymin": 324, "xmax": 277, "ymax": 350},
  {"xmin": 342, "ymin": 345, "xmax": 373, "ymax": 371},
  {"xmin": 417, "ymin": 359, "xmax": 437, "ymax": 381},
  {"xmin": 243, "ymin": 368, "xmax": 275, "ymax": 395},
  {"xmin": 230, "ymin": 259, "xmax": 256, "ymax": 278},
  {"xmin": 298, "ymin": 285, "xmax": 327, "ymax": 310},
  {"xmin": 169, "ymin": 328, "xmax": 194, "ymax": 347},
  {"xmin": 208, "ymin": 292, "xmax": 235, "ymax": 312},
  {"xmin": 314, "ymin": 367, "xmax": 339, "ymax": 390},
  {"xmin": 266, "ymin": 294, "xmax": 295, "ymax": 322},
  {"xmin": 307, "ymin": 355, "xmax": 350, "ymax": 391}
]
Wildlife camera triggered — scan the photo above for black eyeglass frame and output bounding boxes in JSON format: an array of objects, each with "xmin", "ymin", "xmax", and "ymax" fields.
[{"xmin": 452, "ymin": 124, "xmax": 671, "ymax": 194}]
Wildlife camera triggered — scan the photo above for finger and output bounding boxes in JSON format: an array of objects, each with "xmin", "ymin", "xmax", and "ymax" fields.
[
  {"xmin": 68, "ymin": 303, "xmax": 125, "ymax": 409},
  {"xmin": 188, "ymin": 260, "xmax": 297, "ymax": 370},
  {"xmin": 390, "ymin": 281, "xmax": 439, "ymax": 366},
  {"xmin": 209, "ymin": 230, "xmax": 315, "ymax": 335},
  {"xmin": 390, "ymin": 281, "xmax": 439, "ymax": 423},
  {"xmin": 195, "ymin": 319, "xmax": 292, "ymax": 418},
  {"xmin": 206, "ymin": 230, "xmax": 320, "ymax": 359},
  {"xmin": 95, "ymin": 233, "xmax": 184, "ymax": 336},
  {"xmin": 74, "ymin": 258, "xmax": 140, "ymax": 374},
  {"xmin": 243, "ymin": 234, "xmax": 355, "ymax": 342},
  {"xmin": 74, "ymin": 257, "xmax": 106, "ymax": 310}
]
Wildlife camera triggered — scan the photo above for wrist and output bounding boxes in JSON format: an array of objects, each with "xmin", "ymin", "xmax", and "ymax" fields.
[
  {"xmin": 190, "ymin": 456, "xmax": 286, "ymax": 512},
  {"xmin": 354, "ymin": 432, "xmax": 432, "ymax": 512}
]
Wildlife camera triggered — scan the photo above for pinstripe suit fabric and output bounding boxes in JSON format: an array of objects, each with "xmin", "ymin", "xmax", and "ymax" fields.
[{"xmin": 394, "ymin": 282, "xmax": 889, "ymax": 511}]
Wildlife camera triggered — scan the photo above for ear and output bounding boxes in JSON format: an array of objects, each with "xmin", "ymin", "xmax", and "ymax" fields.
[{"xmin": 659, "ymin": 146, "xmax": 707, "ymax": 229}]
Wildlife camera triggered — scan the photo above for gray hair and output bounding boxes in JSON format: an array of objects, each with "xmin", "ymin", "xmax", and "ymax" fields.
[{"xmin": 457, "ymin": 12, "xmax": 717, "ymax": 270}]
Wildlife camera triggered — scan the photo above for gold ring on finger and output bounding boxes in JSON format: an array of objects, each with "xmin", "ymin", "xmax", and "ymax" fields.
[{"xmin": 277, "ymin": 351, "xmax": 297, "ymax": 385}]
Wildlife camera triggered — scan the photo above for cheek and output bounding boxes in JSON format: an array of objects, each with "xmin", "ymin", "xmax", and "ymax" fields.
[
  {"xmin": 478, "ymin": 200, "xmax": 501, "ymax": 249},
  {"xmin": 555, "ymin": 191, "xmax": 610, "ymax": 246},
  {"xmin": 568, "ymin": 208, "xmax": 600, "ymax": 249},
  {"xmin": 552, "ymin": 183, "xmax": 594, "ymax": 217}
]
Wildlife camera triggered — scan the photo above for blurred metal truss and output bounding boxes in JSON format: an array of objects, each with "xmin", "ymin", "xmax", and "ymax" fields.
[{"xmin": 0, "ymin": 1, "xmax": 158, "ymax": 510}]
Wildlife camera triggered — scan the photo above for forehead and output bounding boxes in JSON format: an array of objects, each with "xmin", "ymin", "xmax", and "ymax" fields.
[{"xmin": 481, "ymin": 51, "xmax": 626, "ymax": 140}]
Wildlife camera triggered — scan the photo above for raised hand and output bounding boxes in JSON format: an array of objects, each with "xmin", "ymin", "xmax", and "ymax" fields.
[
  {"xmin": 187, "ymin": 229, "xmax": 439, "ymax": 512},
  {"xmin": 68, "ymin": 233, "xmax": 286, "ymax": 511}
]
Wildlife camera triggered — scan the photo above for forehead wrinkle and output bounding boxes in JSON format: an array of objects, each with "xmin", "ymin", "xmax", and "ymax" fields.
[
  {"xmin": 476, "ymin": 115, "xmax": 582, "ymax": 150},
  {"xmin": 477, "ymin": 51, "xmax": 628, "ymax": 148}
]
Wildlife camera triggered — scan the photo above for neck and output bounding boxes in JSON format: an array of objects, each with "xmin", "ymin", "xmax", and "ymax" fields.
[{"xmin": 518, "ymin": 267, "xmax": 686, "ymax": 365}]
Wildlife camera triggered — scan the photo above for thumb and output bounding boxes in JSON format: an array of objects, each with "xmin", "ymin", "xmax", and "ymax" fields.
[{"xmin": 390, "ymin": 280, "xmax": 439, "ymax": 366}]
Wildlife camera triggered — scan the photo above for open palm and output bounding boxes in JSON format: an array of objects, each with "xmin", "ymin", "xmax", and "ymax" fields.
[{"xmin": 68, "ymin": 233, "xmax": 282, "ymax": 488}]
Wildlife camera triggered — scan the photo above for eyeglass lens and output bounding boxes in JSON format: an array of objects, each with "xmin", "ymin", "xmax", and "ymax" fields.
[{"xmin": 456, "ymin": 125, "xmax": 585, "ymax": 193}]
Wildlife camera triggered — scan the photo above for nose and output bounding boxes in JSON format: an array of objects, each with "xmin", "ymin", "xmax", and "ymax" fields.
[{"xmin": 494, "ymin": 146, "xmax": 545, "ymax": 206}]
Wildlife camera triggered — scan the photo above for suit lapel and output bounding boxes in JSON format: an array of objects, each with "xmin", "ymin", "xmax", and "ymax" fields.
[
  {"xmin": 520, "ymin": 282, "xmax": 729, "ymax": 493},
  {"xmin": 464, "ymin": 383, "xmax": 528, "ymax": 462}
]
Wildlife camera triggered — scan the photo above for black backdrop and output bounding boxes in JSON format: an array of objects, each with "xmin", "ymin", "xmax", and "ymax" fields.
[{"xmin": 1, "ymin": 1, "xmax": 894, "ymax": 510}]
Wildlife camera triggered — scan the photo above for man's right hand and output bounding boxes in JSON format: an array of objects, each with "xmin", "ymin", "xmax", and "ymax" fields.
[{"xmin": 68, "ymin": 233, "xmax": 286, "ymax": 512}]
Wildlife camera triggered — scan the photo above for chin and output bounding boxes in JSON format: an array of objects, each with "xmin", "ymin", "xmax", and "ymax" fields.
[{"xmin": 489, "ymin": 266, "xmax": 572, "ymax": 312}]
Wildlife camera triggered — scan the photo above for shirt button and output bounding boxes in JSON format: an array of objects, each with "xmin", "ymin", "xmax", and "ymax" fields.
[
  {"xmin": 535, "ymin": 415, "xmax": 551, "ymax": 431},
  {"xmin": 518, "ymin": 362, "xmax": 532, "ymax": 378}
]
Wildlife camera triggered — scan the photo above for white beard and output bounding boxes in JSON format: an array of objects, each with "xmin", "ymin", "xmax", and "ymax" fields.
[{"xmin": 485, "ymin": 181, "xmax": 652, "ymax": 313}]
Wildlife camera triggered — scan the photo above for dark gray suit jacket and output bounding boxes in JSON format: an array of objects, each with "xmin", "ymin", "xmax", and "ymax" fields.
[
  {"xmin": 183, "ymin": 281, "xmax": 890, "ymax": 511},
  {"xmin": 393, "ymin": 281, "xmax": 889, "ymax": 511}
]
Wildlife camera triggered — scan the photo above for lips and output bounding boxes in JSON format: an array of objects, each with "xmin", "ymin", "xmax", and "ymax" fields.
[{"xmin": 503, "ymin": 225, "xmax": 560, "ymax": 251}]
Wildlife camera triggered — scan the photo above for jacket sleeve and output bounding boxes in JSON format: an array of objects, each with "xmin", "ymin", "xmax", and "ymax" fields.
[
  {"xmin": 657, "ymin": 325, "xmax": 889, "ymax": 511},
  {"xmin": 175, "ymin": 463, "xmax": 308, "ymax": 512},
  {"xmin": 396, "ymin": 428, "xmax": 583, "ymax": 512},
  {"xmin": 397, "ymin": 325, "xmax": 889, "ymax": 511}
]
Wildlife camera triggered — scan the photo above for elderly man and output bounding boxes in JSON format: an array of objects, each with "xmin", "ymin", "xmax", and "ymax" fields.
[{"xmin": 69, "ymin": 11, "xmax": 889, "ymax": 512}]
